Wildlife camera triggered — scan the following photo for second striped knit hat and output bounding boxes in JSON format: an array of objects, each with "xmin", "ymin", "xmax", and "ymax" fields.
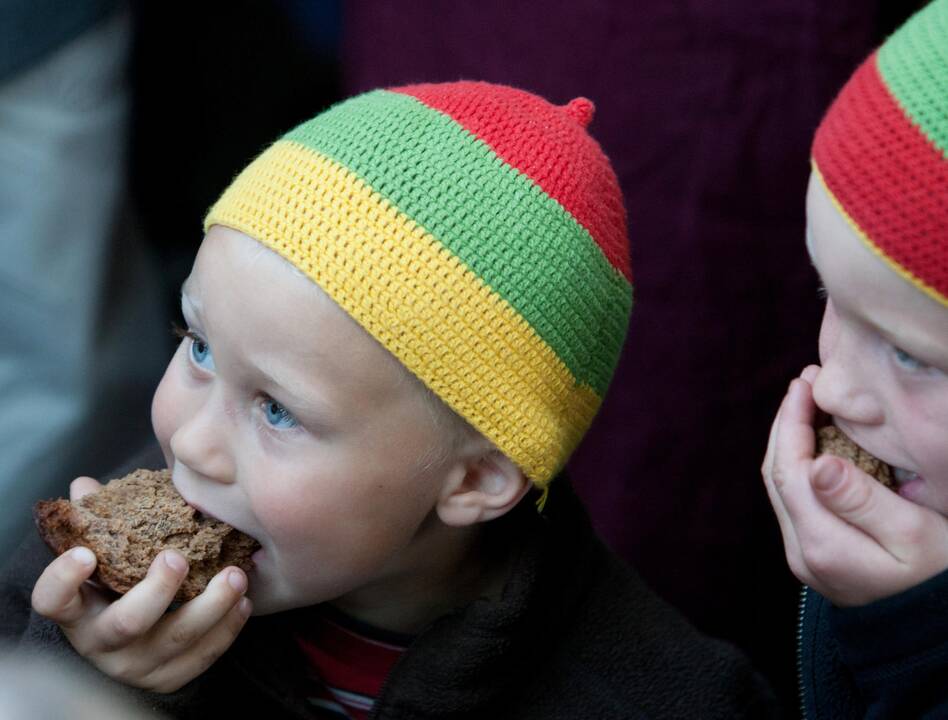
[
  {"xmin": 204, "ymin": 81, "xmax": 633, "ymax": 489},
  {"xmin": 812, "ymin": 0, "xmax": 948, "ymax": 308}
]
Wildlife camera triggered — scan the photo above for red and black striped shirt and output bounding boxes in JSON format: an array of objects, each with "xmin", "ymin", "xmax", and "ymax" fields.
[{"xmin": 294, "ymin": 607, "xmax": 410, "ymax": 719}]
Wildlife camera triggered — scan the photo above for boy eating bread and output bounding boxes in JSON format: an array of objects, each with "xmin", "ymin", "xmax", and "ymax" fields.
[
  {"xmin": 762, "ymin": 1, "xmax": 948, "ymax": 714},
  {"xmin": 5, "ymin": 81, "xmax": 776, "ymax": 718}
]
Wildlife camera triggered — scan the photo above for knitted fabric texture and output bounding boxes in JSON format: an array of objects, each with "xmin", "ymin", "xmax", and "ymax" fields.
[
  {"xmin": 811, "ymin": 0, "xmax": 948, "ymax": 308},
  {"xmin": 204, "ymin": 81, "xmax": 632, "ymax": 487}
]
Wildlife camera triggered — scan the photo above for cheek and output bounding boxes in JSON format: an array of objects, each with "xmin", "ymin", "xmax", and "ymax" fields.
[
  {"xmin": 249, "ymin": 462, "xmax": 433, "ymax": 577},
  {"xmin": 817, "ymin": 300, "xmax": 839, "ymax": 364},
  {"xmin": 151, "ymin": 354, "xmax": 189, "ymax": 455},
  {"xmin": 251, "ymin": 484, "xmax": 315, "ymax": 543},
  {"xmin": 912, "ymin": 398, "xmax": 948, "ymax": 481}
]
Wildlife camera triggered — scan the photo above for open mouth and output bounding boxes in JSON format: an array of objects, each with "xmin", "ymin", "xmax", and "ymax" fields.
[
  {"xmin": 185, "ymin": 499, "xmax": 219, "ymax": 523},
  {"xmin": 892, "ymin": 466, "xmax": 926, "ymax": 502},
  {"xmin": 893, "ymin": 467, "xmax": 922, "ymax": 486}
]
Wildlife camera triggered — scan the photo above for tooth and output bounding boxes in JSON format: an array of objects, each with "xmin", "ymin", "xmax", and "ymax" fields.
[{"xmin": 893, "ymin": 468, "xmax": 917, "ymax": 484}]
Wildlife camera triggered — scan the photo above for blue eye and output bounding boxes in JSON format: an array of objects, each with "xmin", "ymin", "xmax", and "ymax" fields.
[
  {"xmin": 263, "ymin": 398, "xmax": 297, "ymax": 429},
  {"xmin": 189, "ymin": 334, "xmax": 215, "ymax": 370},
  {"xmin": 893, "ymin": 346, "xmax": 926, "ymax": 371}
]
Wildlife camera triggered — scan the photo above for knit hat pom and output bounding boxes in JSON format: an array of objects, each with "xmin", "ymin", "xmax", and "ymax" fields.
[{"xmin": 563, "ymin": 97, "xmax": 595, "ymax": 128}]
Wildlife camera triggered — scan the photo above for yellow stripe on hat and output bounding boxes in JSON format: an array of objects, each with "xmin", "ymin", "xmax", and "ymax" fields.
[{"xmin": 205, "ymin": 139, "xmax": 602, "ymax": 484}]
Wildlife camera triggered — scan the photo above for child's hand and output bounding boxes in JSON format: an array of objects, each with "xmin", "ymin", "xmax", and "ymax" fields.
[
  {"xmin": 762, "ymin": 367, "xmax": 948, "ymax": 606},
  {"xmin": 30, "ymin": 477, "xmax": 253, "ymax": 693}
]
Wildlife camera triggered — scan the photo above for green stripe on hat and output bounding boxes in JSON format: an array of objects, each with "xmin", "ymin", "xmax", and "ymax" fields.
[
  {"xmin": 282, "ymin": 89, "xmax": 632, "ymax": 397},
  {"xmin": 877, "ymin": 0, "xmax": 948, "ymax": 157}
]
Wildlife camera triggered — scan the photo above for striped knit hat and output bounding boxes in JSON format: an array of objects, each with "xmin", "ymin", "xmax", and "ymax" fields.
[
  {"xmin": 204, "ymin": 81, "xmax": 632, "ymax": 489},
  {"xmin": 812, "ymin": 0, "xmax": 948, "ymax": 308}
]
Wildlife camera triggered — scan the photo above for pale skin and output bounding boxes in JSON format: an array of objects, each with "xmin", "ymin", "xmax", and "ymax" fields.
[
  {"xmin": 31, "ymin": 226, "xmax": 530, "ymax": 692},
  {"xmin": 762, "ymin": 175, "xmax": 948, "ymax": 607}
]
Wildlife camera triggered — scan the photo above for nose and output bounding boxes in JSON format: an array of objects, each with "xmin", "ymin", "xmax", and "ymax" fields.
[
  {"xmin": 170, "ymin": 386, "xmax": 236, "ymax": 483},
  {"xmin": 811, "ymin": 302, "xmax": 884, "ymax": 425}
]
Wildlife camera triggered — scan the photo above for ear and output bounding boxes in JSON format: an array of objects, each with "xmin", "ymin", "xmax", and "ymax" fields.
[{"xmin": 436, "ymin": 450, "xmax": 531, "ymax": 527}]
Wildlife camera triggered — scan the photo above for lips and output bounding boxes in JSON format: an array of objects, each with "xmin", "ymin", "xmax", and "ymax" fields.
[
  {"xmin": 175, "ymin": 488, "xmax": 222, "ymax": 523},
  {"xmin": 171, "ymin": 466, "xmax": 262, "ymax": 548},
  {"xmin": 188, "ymin": 501, "xmax": 227, "ymax": 525},
  {"xmin": 183, "ymin": 498, "xmax": 213, "ymax": 520},
  {"xmin": 171, "ymin": 466, "xmax": 224, "ymax": 522}
]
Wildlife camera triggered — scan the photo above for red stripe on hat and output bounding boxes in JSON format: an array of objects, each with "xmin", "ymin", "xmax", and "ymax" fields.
[
  {"xmin": 392, "ymin": 82, "xmax": 631, "ymax": 282},
  {"xmin": 813, "ymin": 52, "xmax": 948, "ymax": 301}
]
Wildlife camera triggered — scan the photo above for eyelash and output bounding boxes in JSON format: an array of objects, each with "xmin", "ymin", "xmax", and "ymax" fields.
[
  {"xmin": 172, "ymin": 321, "xmax": 201, "ymax": 346},
  {"xmin": 892, "ymin": 346, "xmax": 928, "ymax": 372},
  {"xmin": 807, "ymin": 296, "xmax": 938, "ymax": 377},
  {"xmin": 172, "ymin": 322, "xmax": 301, "ymax": 435}
]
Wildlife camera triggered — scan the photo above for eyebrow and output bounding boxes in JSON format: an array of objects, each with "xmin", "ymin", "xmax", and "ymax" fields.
[
  {"xmin": 178, "ymin": 283, "xmax": 339, "ymax": 419},
  {"xmin": 254, "ymin": 359, "xmax": 339, "ymax": 422},
  {"xmin": 878, "ymin": 321, "xmax": 948, "ymax": 367},
  {"xmin": 180, "ymin": 283, "xmax": 202, "ymax": 314}
]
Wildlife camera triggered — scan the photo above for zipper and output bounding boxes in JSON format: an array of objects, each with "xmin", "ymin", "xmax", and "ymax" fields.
[{"xmin": 796, "ymin": 584, "xmax": 809, "ymax": 720}]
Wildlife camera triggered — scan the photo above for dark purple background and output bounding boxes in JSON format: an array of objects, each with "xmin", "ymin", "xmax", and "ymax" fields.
[{"xmin": 343, "ymin": 1, "xmax": 882, "ymax": 703}]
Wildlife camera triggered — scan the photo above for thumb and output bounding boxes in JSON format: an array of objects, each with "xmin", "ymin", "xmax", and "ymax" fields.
[
  {"xmin": 69, "ymin": 476, "xmax": 102, "ymax": 501},
  {"xmin": 811, "ymin": 455, "xmax": 900, "ymax": 547},
  {"xmin": 812, "ymin": 456, "xmax": 948, "ymax": 571},
  {"xmin": 811, "ymin": 456, "xmax": 878, "ymax": 524}
]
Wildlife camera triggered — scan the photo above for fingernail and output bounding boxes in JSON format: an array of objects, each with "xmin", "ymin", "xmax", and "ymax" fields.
[
  {"xmin": 163, "ymin": 551, "xmax": 188, "ymax": 573},
  {"xmin": 238, "ymin": 597, "xmax": 252, "ymax": 617},
  {"xmin": 813, "ymin": 458, "xmax": 844, "ymax": 492},
  {"xmin": 227, "ymin": 569, "xmax": 247, "ymax": 593},
  {"xmin": 72, "ymin": 547, "xmax": 95, "ymax": 566}
]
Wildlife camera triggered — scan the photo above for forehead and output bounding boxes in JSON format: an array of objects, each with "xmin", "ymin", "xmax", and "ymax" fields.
[
  {"xmin": 187, "ymin": 226, "xmax": 414, "ymax": 405},
  {"xmin": 806, "ymin": 175, "xmax": 948, "ymax": 361}
]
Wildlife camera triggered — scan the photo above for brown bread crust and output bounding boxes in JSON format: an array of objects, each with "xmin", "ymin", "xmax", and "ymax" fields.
[
  {"xmin": 33, "ymin": 469, "xmax": 259, "ymax": 602},
  {"xmin": 816, "ymin": 426, "xmax": 894, "ymax": 488}
]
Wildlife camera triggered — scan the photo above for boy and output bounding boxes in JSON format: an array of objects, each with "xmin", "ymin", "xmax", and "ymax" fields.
[
  {"xmin": 762, "ymin": 1, "xmax": 948, "ymax": 716},
  {"xmin": 2, "ymin": 81, "xmax": 777, "ymax": 718}
]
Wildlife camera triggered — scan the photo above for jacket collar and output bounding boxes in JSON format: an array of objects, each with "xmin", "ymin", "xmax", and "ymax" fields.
[{"xmin": 226, "ymin": 475, "xmax": 599, "ymax": 717}]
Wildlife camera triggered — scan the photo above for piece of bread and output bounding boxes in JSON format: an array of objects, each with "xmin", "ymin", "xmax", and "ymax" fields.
[
  {"xmin": 815, "ymin": 426, "xmax": 894, "ymax": 488},
  {"xmin": 33, "ymin": 469, "xmax": 259, "ymax": 602}
]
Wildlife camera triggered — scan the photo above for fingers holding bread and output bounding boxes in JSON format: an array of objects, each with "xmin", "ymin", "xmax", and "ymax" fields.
[
  {"xmin": 31, "ymin": 546, "xmax": 102, "ymax": 628},
  {"xmin": 87, "ymin": 551, "xmax": 190, "ymax": 653},
  {"xmin": 69, "ymin": 476, "xmax": 102, "ymax": 501},
  {"xmin": 762, "ymin": 368, "xmax": 948, "ymax": 605},
  {"xmin": 85, "ymin": 563, "xmax": 251, "ymax": 692},
  {"xmin": 765, "ymin": 376, "xmax": 826, "ymax": 540},
  {"xmin": 147, "ymin": 567, "xmax": 251, "ymax": 667},
  {"xmin": 814, "ymin": 426, "xmax": 893, "ymax": 488},
  {"xmin": 762, "ymin": 380, "xmax": 805, "ymax": 562},
  {"xmin": 30, "ymin": 469, "xmax": 260, "ymax": 690},
  {"xmin": 143, "ymin": 591, "xmax": 253, "ymax": 693},
  {"xmin": 33, "ymin": 469, "xmax": 259, "ymax": 602}
]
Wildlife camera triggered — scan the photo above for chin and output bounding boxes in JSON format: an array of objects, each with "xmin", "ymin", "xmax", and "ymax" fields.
[
  {"xmin": 245, "ymin": 580, "xmax": 317, "ymax": 617},
  {"xmin": 245, "ymin": 587, "xmax": 286, "ymax": 617}
]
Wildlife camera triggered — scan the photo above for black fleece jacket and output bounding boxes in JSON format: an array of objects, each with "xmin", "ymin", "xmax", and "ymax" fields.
[
  {"xmin": 799, "ymin": 570, "xmax": 948, "ymax": 719},
  {"xmin": 2, "ymin": 456, "xmax": 779, "ymax": 719}
]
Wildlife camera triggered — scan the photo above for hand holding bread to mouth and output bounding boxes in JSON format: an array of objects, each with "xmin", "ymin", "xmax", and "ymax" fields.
[
  {"xmin": 30, "ymin": 470, "xmax": 257, "ymax": 693},
  {"xmin": 762, "ymin": 365, "xmax": 948, "ymax": 606},
  {"xmin": 34, "ymin": 469, "xmax": 259, "ymax": 602},
  {"xmin": 814, "ymin": 425, "xmax": 894, "ymax": 489}
]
